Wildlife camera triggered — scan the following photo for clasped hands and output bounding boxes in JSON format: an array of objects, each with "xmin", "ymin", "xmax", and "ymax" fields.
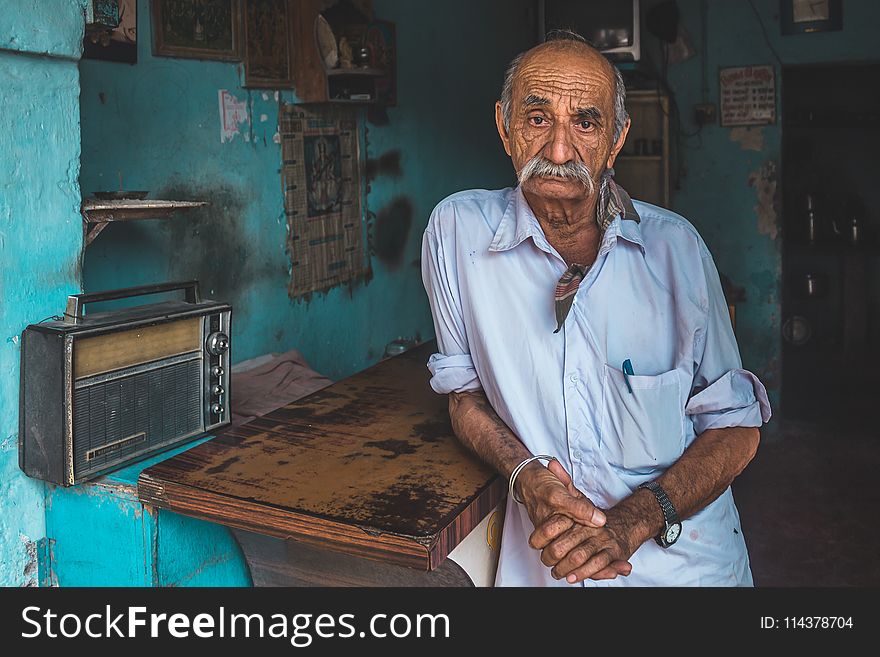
[{"xmin": 516, "ymin": 460, "xmax": 636, "ymax": 583}]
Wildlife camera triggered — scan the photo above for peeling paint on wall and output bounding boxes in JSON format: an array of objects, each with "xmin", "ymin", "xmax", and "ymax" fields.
[
  {"xmin": 218, "ymin": 89, "xmax": 249, "ymax": 143},
  {"xmin": 1, "ymin": 5, "xmax": 82, "ymax": 585},
  {"xmin": 729, "ymin": 126, "xmax": 764, "ymax": 152},
  {"xmin": 0, "ymin": 433, "xmax": 14, "ymax": 452},
  {"xmin": 20, "ymin": 535, "xmax": 38, "ymax": 587},
  {"xmin": 748, "ymin": 161, "xmax": 779, "ymax": 240}
]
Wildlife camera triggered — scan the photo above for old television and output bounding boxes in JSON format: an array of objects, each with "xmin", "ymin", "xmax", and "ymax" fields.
[{"xmin": 538, "ymin": 0, "xmax": 641, "ymax": 62}]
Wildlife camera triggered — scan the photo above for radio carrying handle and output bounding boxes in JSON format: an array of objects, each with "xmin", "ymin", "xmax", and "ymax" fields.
[{"xmin": 65, "ymin": 280, "xmax": 202, "ymax": 324}]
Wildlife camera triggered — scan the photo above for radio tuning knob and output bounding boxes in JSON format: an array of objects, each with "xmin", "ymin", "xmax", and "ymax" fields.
[
  {"xmin": 206, "ymin": 332, "xmax": 229, "ymax": 356},
  {"xmin": 211, "ymin": 365, "xmax": 224, "ymax": 378},
  {"xmin": 212, "ymin": 384, "xmax": 224, "ymax": 396},
  {"xmin": 211, "ymin": 403, "xmax": 224, "ymax": 415}
]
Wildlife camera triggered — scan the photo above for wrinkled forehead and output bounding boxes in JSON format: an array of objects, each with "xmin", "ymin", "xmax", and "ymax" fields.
[{"xmin": 513, "ymin": 46, "xmax": 616, "ymax": 115}]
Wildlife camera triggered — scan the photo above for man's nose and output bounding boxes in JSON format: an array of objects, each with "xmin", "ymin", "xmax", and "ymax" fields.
[{"xmin": 542, "ymin": 122, "xmax": 576, "ymax": 164}]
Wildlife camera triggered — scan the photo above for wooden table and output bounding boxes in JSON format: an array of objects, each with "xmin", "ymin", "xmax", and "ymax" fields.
[{"xmin": 137, "ymin": 341, "xmax": 504, "ymax": 586}]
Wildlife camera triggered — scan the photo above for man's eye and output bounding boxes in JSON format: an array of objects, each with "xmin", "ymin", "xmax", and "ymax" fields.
[
  {"xmin": 578, "ymin": 120, "xmax": 594, "ymax": 130},
  {"xmin": 529, "ymin": 116, "xmax": 546, "ymax": 126}
]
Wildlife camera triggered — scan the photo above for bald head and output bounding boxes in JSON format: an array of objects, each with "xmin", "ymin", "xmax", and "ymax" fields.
[
  {"xmin": 493, "ymin": 31, "xmax": 632, "ymax": 205},
  {"xmin": 500, "ymin": 34, "xmax": 629, "ymax": 143}
]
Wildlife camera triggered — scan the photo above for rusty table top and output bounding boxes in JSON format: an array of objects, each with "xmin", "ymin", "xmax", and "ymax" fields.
[{"xmin": 137, "ymin": 341, "xmax": 504, "ymax": 571}]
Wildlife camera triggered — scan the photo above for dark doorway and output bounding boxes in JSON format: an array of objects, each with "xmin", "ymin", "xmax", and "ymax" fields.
[{"xmin": 780, "ymin": 62, "xmax": 880, "ymax": 423}]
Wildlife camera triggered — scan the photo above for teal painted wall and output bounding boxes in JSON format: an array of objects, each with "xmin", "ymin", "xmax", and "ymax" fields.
[
  {"xmin": 45, "ymin": 438, "xmax": 251, "ymax": 587},
  {"xmin": 0, "ymin": 0, "xmax": 84, "ymax": 586},
  {"xmin": 80, "ymin": 0, "xmax": 534, "ymax": 381},
  {"xmin": 0, "ymin": 0, "xmax": 84, "ymax": 59},
  {"xmin": 643, "ymin": 0, "xmax": 880, "ymax": 409}
]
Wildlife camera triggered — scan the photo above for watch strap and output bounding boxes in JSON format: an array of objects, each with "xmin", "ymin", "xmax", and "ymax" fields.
[{"xmin": 638, "ymin": 481, "xmax": 681, "ymax": 546}]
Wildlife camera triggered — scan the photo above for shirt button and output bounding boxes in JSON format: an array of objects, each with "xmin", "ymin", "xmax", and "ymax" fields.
[
  {"xmin": 573, "ymin": 449, "xmax": 583, "ymax": 461},
  {"xmin": 569, "ymin": 373, "xmax": 580, "ymax": 384}
]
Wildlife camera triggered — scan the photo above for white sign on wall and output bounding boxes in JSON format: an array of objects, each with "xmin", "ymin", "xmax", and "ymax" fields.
[
  {"xmin": 218, "ymin": 90, "xmax": 250, "ymax": 144},
  {"xmin": 719, "ymin": 65, "xmax": 776, "ymax": 127}
]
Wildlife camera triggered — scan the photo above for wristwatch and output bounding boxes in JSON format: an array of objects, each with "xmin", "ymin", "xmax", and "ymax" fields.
[{"xmin": 638, "ymin": 481, "xmax": 682, "ymax": 548}]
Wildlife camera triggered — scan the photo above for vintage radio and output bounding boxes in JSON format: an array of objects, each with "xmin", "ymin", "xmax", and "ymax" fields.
[{"xmin": 19, "ymin": 281, "xmax": 231, "ymax": 486}]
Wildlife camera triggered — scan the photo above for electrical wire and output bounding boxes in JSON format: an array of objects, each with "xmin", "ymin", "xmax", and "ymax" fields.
[
  {"xmin": 746, "ymin": 0, "xmax": 784, "ymax": 67},
  {"xmin": 660, "ymin": 40, "xmax": 702, "ymax": 141},
  {"xmin": 648, "ymin": 39, "xmax": 702, "ymax": 199}
]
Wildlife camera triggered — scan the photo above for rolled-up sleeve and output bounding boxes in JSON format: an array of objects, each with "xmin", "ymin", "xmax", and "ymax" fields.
[
  {"xmin": 686, "ymin": 368, "xmax": 771, "ymax": 434},
  {"xmin": 421, "ymin": 212, "xmax": 482, "ymax": 395},
  {"xmin": 685, "ymin": 249, "xmax": 772, "ymax": 435},
  {"xmin": 427, "ymin": 352, "xmax": 480, "ymax": 394}
]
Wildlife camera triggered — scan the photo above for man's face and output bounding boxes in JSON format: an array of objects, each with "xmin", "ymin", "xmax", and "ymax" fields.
[{"xmin": 496, "ymin": 46, "xmax": 628, "ymax": 203}]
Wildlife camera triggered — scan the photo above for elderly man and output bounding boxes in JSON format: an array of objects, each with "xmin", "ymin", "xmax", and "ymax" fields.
[{"xmin": 421, "ymin": 32, "xmax": 771, "ymax": 587}]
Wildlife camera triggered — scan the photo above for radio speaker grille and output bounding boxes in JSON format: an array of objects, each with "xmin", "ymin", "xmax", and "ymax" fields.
[{"xmin": 73, "ymin": 359, "xmax": 202, "ymax": 477}]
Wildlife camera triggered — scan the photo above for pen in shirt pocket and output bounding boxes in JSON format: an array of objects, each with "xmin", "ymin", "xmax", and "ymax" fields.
[{"xmin": 622, "ymin": 359, "xmax": 635, "ymax": 394}]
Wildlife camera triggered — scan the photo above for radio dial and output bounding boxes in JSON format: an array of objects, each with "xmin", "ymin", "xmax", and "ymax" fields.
[
  {"xmin": 211, "ymin": 403, "xmax": 224, "ymax": 415},
  {"xmin": 206, "ymin": 332, "xmax": 229, "ymax": 356},
  {"xmin": 212, "ymin": 384, "xmax": 224, "ymax": 396}
]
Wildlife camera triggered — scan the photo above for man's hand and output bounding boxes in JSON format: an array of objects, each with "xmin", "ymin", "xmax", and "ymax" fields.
[
  {"xmin": 518, "ymin": 460, "xmax": 632, "ymax": 581},
  {"xmin": 516, "ymin": 459, "xmax": 604, "ymax": 529},
  {"xmin": 536, "ymin": 518, "xmax": 637, "ymax": 583},
  {"xmin": 446, "ymin": 391, "xmax": 630, "ymax": 580}
]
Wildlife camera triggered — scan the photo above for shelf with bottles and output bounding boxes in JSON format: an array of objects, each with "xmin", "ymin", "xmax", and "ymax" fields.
[
  {"xmin": 613, "ymin": 90, "xmax": 669, "ymax": 208},
  {"xmin": 290, "ymin": 0, "xmax": 395, "ymax": 105},
  {"xmin": 784, "ymin": 187, "xmax": 875, "ymax": 250},
  {"xmin": 784, "ymin": 233, "xmax": 877, "ymax": 253}
]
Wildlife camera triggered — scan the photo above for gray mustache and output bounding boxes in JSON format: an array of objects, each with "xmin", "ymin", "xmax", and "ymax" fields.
[{"xmin": 518, "ymin": 156, "xmax": 595, "ymax": 195}]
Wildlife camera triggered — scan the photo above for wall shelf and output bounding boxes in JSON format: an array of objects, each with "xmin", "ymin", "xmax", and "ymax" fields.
[
  {"xmin": 613, "ymin": 90, "xmax": 670, "ymax": 208},
  {"xmin": 81, "ymin": 199, "xmax": 208, "ymax": 247},
  {"xmin": 326, "ymin": 67, "xmax": 386, "ymax": 77},
  {"xmin": 290, "ymin": 0, "xmax": 395, "ymax": 104}
]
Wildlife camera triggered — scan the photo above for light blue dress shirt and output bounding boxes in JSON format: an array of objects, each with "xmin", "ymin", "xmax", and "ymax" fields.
[{"xmin": 421, "ymin": 186, "xmax": 772, "ymax": 587}]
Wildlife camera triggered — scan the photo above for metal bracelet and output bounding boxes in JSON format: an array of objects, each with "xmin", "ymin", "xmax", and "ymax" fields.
[{"xmin": 508, "ymin": 455, "xmax": 557, "ymax": 504}]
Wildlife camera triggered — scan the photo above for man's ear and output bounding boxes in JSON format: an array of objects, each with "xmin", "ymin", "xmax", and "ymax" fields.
[
  {"xmin": 495, "ymin": 101, "xmax": 513, "ymax": 157},
  {"xmin": 606, "ymin": 117, "xmax": 631, "ymax": 169}
]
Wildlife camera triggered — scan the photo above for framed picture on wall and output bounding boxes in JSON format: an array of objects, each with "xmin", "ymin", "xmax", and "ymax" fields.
[
  {"xmin": 242, "ymin": 0, "xmax": 295, "ymax": 88},
  {"xmin": 151, "ymin": 0, "xmax": 242, "ymax": 61},
  {"xmin": 780, "ymin": 0, "xmax": 843, "ymax": 35},
  {"xmin": 83, "ymin": 0, "xmax": 138, "ymax": 63}
]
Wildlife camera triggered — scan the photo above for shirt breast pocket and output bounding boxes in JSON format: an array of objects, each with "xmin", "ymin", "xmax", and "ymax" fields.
[{"xmin": 600, "ymin": 364, "xmax": 685, "ymax": 472}]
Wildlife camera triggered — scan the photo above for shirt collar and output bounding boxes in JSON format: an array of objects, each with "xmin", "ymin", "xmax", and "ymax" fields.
[
  {"xmin": 489, "ymin": 175, "xmax": 642, "ymax": 254},
  {"xmin": 488, "ymin": 186, "xmax": 543, "ymax": 252},
  {"xmin": 609, "ymin": 206, "xmax": 646, "ymax": 254},
  {"xmin": 599, "ymin": 172, "xmax": 641, "ymax": 229}
]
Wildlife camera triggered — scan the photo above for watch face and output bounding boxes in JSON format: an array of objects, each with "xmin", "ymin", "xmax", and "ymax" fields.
[{"xmin": 665, "ymin": 523, "xmax": 682, "ymax": 545}]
